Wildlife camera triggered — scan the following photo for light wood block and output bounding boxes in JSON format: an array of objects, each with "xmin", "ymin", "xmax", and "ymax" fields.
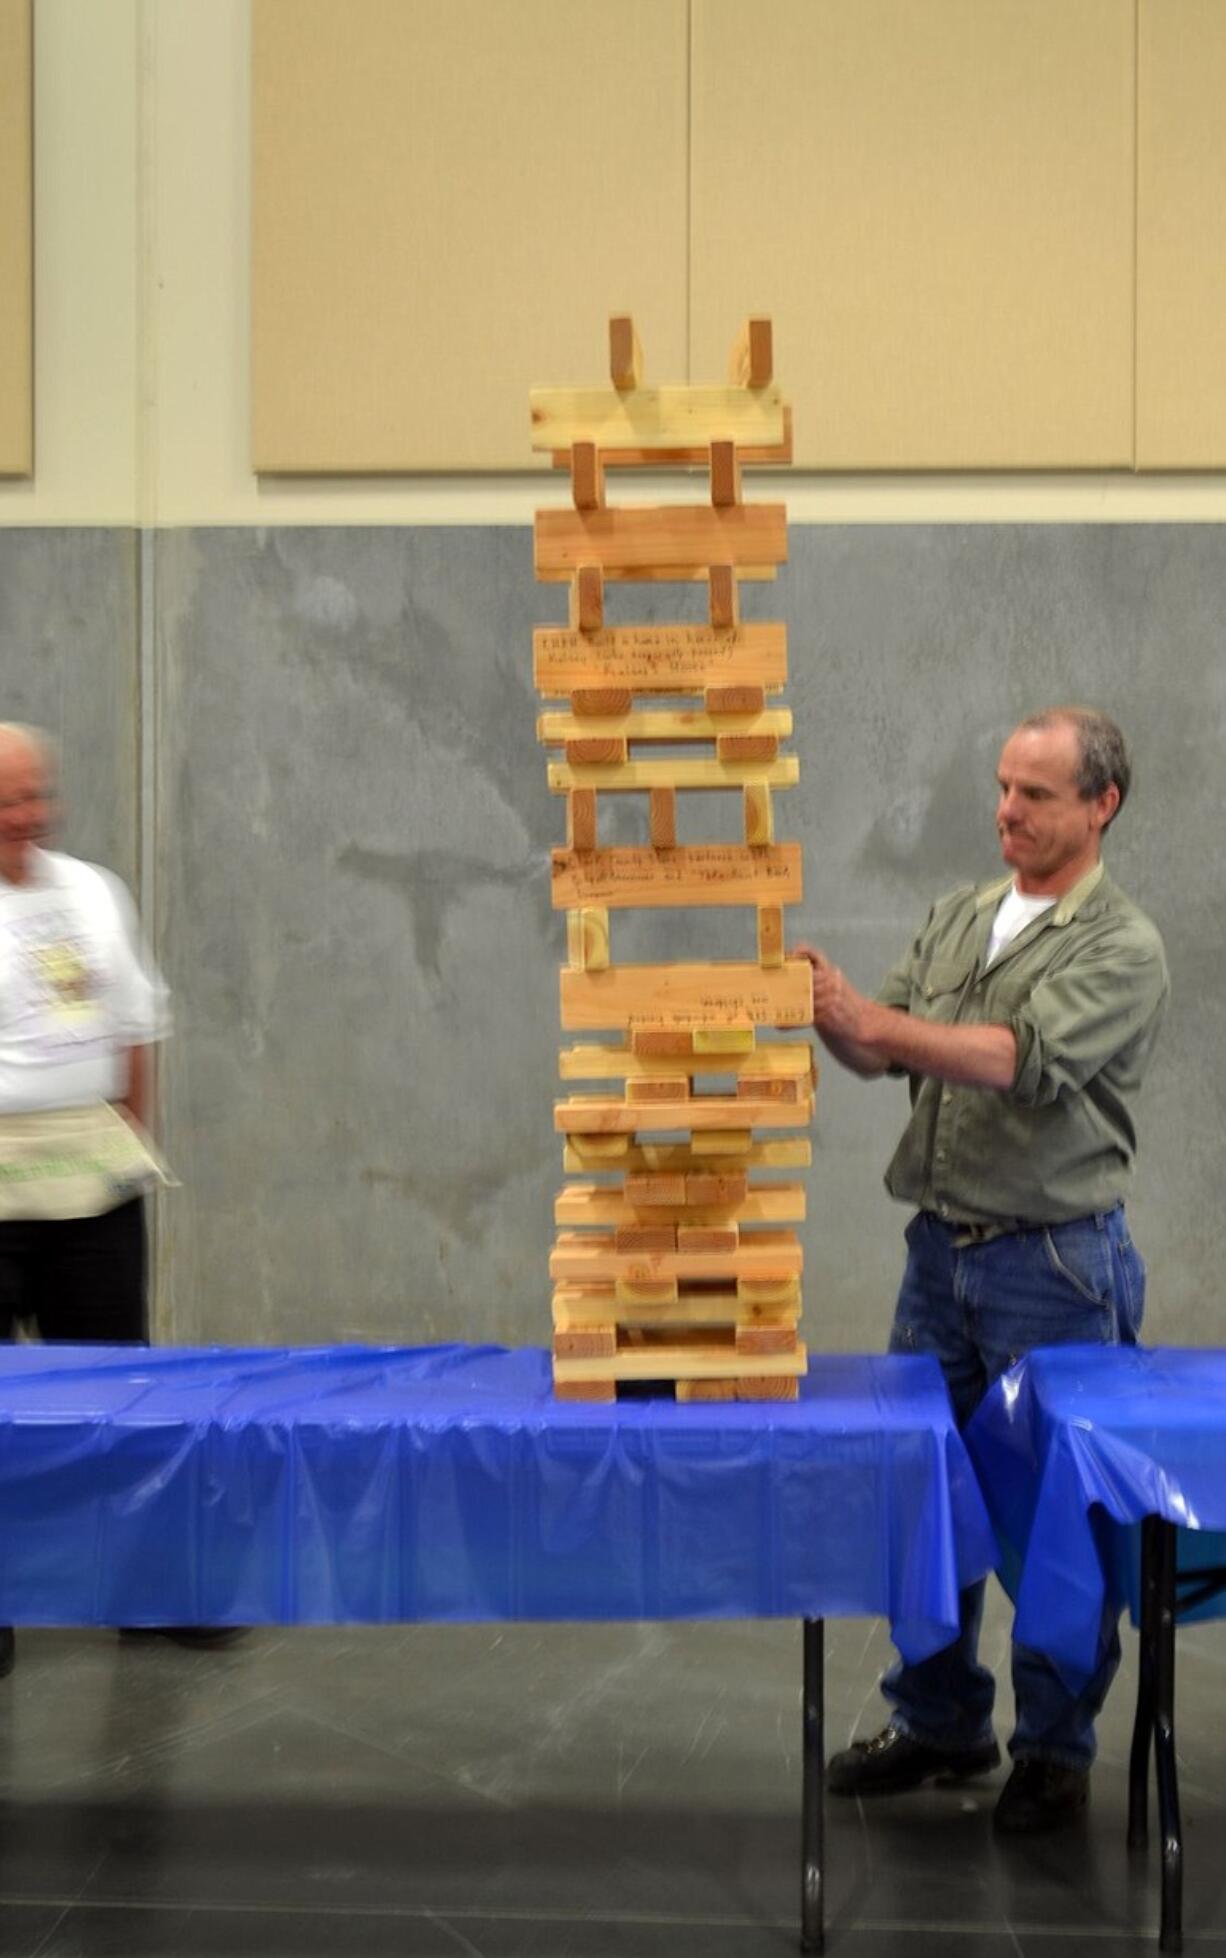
[
  {"xmin": 533, "ymin": 622, "xmax": 787, "ymax": 696},
  {"xmin": 570, "ymin": 565, "xmax": 604, "ymax": 632},
  {"xmin": 535, "ymin": 504, "xmax": 787, "ymax": 581},
  {"xmin": 549, "ymin": 406, "xmax": 793, "ymax": 469},
  {"xmin": 553, "ymin": 1328, "xmax": 617, "ymax": 1359},
  {"xmin": 555, "ymin": 1183, "xmax": 804, "ymax": 1227},
  {"xmin": 624, "ymin": 1173, "xmax": 688, "ymax": 1207},
  {"xmin": 685, "ymin": 1171, "xmax": 748, "ymax": 1206},
  {"xmin": 565, "ymin": 1138, "xmax": 812, "ymax": 1173},
  {"xmin": 614, "ymin": 1225, "xmax": 676, "ymax": 1253},
  {"xmin": 708, "ymin": 563, "xmax": 738, "ymax": 629},
  {"xmin": 567, "ymin": 1130, "xmax": 630, "ymax": 1160},
  {"xmin": 729, "ymin": 316, "xmax": 773, "ymax": 389},
  {"xmin": 559, "ymin": 958, "xmax": 814, "ymax": 1032},
  {"xmin": 625, "ymin": 1076, "xmax": 690, "ymax": 1104},
  {"xmin": 549, "ymin": 757, "xmax": 799, "ymax": 793},
  {"xmin": 530, "ymin": 384, "xmax": 786, "ymax": 455},
  {"xmin": 631, "ymin": 1029, "xmax": 694, "ymax": 1059},
  {"xmin": 744, "ymin": 783, "xmax": 774, "ymax": 845},
  {"xmin": 738, "ymin": 1277, "xmax": 802, "ymax": 1307},
  {"xmin": 554, "ymin": 1381, "xmax": 617, "ymax": 1403},
  {"xmin": 718, "ymin": 733, "xmax": 780, "ymax": 763},
  {"xmin": 689, "ymin": 1128, "xmax": 754, "ymax": 1155},
  {"xmin": 551, "ymin": 842, "xmax": 802, "ymax": 910},
  {"xmin": 559, "ymin": 1041, "xmax": 810, "ymax": 1082},
  {"xmin": 553, "ymin": 1337, "xmax": 807, "ymax": 1385},
  {"xmin": 757, "ymin": 905, "xmax": 785, "ymax": 966},
  {"xmin": 565, "ymin": 737, "xmax": 627, "ymax": 766},
  {"xmin": 735, "ymin": 1325, "xmax": 801, "ymax": 1357},
  {"xmin": 553, "ymin": 1284, "xmax": 799, "ymax": 1332},
  {"xmin": 676, "ymin": 1226, "xmax": 740, "ymax": 1253},
  {"xmin": 577, "ymin": 906, "xmax": 610, "ymax": 970},
  {"xmin": 550, "ymin": 1228, "xmax": 803, "ymax": 1284},
  {"xmin": 614, "ymin": 1277, "xmax": 679, "ymax": 1306},
  {"xmin": 539, "ymin": 708, "xmax": 792, "ymax": 744},
  {"xmin": 692, "ymin": 1027, "xmax": 756, "ymax": 1054},
  {"xmin": 737, "ymin": 1074, "xmax": 803, "ymax": 1102}
]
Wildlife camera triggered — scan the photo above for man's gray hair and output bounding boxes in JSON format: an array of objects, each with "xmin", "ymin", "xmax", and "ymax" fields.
[{"xmin": 1019, "ymin": 706, "xmax": 1131, "ymax": 825}]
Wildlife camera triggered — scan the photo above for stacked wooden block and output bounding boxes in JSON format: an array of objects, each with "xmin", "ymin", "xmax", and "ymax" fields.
[{"xmin": 531, "ymin": 317, "xmax": 814, "ymax": 1403}]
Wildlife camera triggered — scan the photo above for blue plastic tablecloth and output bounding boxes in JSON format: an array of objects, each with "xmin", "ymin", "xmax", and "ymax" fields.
[
  {"xmin": 0, "ymin": 1344, "xmax": 994, "ymax": 1659},
  {"xmin": 968, "ymin": 1346, "xmax": 1226, "ymax": 1683}
]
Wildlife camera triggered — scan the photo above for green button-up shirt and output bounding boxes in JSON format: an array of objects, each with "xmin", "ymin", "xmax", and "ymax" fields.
[{"xmin": 877, "ymin": 861, "xmax": 1168, "ymax": 1227}]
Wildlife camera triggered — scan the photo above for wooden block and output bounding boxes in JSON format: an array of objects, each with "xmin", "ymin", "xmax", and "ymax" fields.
[
  {"xmin": 609, "ymin": 314, "xmax": 642, "ymax": 391},
  {"xmin": 737, "ymin": 1375, "xmax": 800, "ymax": 1403},
  {"xmin": 550, "ymin": 1228, "xmax": 803, "ymax": 1284},
  {"xmin": 551, "ymin": 842, "xmax": 802, "ymax": 911},
  {"xmin": 571, "ymin": 688, "xmax": 632, "ymax": 718},
  {"xmin": 735, "ymin": 1325, "xmax": 802, "ymax": 1357},
  {"xmin": 729, "ymin": 317, "xmax": 773, "ymax": 389},
  {"xmin": 650, "ymin": 787, "xmax": 676, "ymax": 850},
  {"xmin": 567, "ymin": 1130, "xmax": 630, "ymax": 1160},
  {"xmin": 534, "ymin": 505, "xmax": 787, "ymax": 582},
  {"xmin": 676, "ymin": 1379, "xmax": 737, "ymax": 1403},
  {"xmin": 537, "ymin": 709, "xmax": 794, "ymax": 746},
  {"xmin": 625, "ymin": 1173, "xmax": 687, "ymax": 1207},
  {"xmin": 738, "ymin": 1277, "xmax": 801, "ymax": 1307},
  {"xmin": 614, "ymin": 1277, "xmax": 679, "ymax": 1306},
  {"xmin": 718, "ymin": 734, "xmax": 779, "ymax": 763},
  {"xmin": 565, "ymin": 737, "xmax": 627, "ymax": 767},
  {"xmin": 737, "ymin": 1074, "xmax": 803, "ymax": 1102},
  {"xmin": 553, "ymin": 1328, "xmax": 617, "ymax": 1359},
  {"xmin": 571, "ymin": 440, "xmax": 604, "ymax": 511},
  {"xmin": 553, "ymin": 1337, "xmax": 806, "ymax": 1386},
  {"xmin": 631, "ymin": 1028, "xmax": 694, "ymax": 1059},
  {"xmin": 685, "ymin": 1172, "xmax": 748, "ymax": 1207},
  {"xmin": 744, "ymin": 783, "xmax": 774, "ymax": 845},
  {"xmin": 626, "ymin": 1075, "xmax": 689, "ymax": 1103},
  {"xmin": 567, "ymin": 788, "xmax": 597, "ymax": 852},
  {"xmin": 569, "ymin": 565, "xmax": 604, "ymax": 633},
  {"xmin": 556, "ymin": 1093, "xmax": 811, "ymax": 1135},
  {"xmin": 709, "ymin": 563, "xmax": 739, "ymax": 629},
  {"xmin": 690, "ymin": 1128, "xmax": 753, "ymax": 1155},
  {"xmin": 677, "ymin": 1226, "xmax": 740, "ymax": 1254},
  {"xmin": 757, "ymin": 905, "xmax": 784, "ymax": 967},
  {"xmin": 559, "ymin": 1042, "xmax": 810, "ymax": 1083},
  {"xmin": 560, "ymin": 959, "xmax": 812, "ymax": 1033},
  {"xmin": 530, "ymin": 383, "xmax": 785, "ymax": 455},
  {"xmin": 533, "ymin": 621, "xmax": 787, "ymax": 697},
  {"xmin": 553, "ymin": 1380, "xmax": 616, "ymax": 1403},
  {"xmin": 566, "ymin": 911, "xmax": 584, "ymax": 969},
  {"xmin": 692, "ymin": 1026, "xmax": 756, "ymax": 1055},
  {"xmin": 566, "ymin": 1138, "xmax": 811, "ymax": 1173},
  {"xmin": 580, "ymin": 907, "xmax": 609, "ymax": 970},
  {"xmin": 710, "ymin": 438, "xmax": 740, "ymax": 507},
  {"xmin": 705, "ymin": 685, "xmax": 766, "ymax": 715},
  {"xmin": 614, "ymin": 1225, "xmax": 676, "ymax": 1254},
  {"xmin": 549, "ymin": 757, "xmax": 799, "ymax": 793},
  {"xmin": 557, "ymin": 1184, "xmax": 803, "ymax": 1228},
  {"xmin": 550, "ymin": 403, "xmax": 792, "ymax": 470}
]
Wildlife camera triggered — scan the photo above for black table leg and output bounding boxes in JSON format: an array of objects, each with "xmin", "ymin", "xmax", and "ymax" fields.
[
  {"xmin": 1128, "ymin": 1514, "xmax": 1160, "ymax": 1849},
  {"xmin": 801, "ymin": 1616, "xmax": 824, "ymax": 1952},
  {"xmin": 1153, "ymin": 1519, "xmax": 1183, "ymax": 1954}
]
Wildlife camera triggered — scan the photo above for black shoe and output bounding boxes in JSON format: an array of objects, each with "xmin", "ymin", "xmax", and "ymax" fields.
[
  {"xmin": 993, "ymin": 1758, "xmax": 1089, "ymax": 1834},
  {"xmin": 119, "ymin": 1627, "xmax": 249, "ymax": 1650},
  {"xmin": 0, "ymin": 1626, "xmax": 13, "ymax": 1679},
  {"xmin": 827, "ymin": 1724, "xmax": 1000, "ymax": 1796}
]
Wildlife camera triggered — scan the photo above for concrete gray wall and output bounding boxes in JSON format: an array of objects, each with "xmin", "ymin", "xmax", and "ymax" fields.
[{"xmin": 1, "ymin": 525, "xmax": 1220, "ymax": 1349}]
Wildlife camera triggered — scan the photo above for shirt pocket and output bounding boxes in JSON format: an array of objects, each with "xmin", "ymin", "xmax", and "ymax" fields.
[{"xmin": 911, "ymin": 958, "xmax": 972, "ymax": 1022}]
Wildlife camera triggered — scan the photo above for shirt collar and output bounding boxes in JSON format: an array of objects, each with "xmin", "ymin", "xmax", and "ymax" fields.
[{"xmin": 974, "ymin": 859, "xmax": 1105, "ymax": 925}]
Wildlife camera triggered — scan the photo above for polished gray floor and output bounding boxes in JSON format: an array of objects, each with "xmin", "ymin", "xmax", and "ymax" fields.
[{"xmin": 0, "ymin": 1588, "xmax": 1219, "ymax": 1956}]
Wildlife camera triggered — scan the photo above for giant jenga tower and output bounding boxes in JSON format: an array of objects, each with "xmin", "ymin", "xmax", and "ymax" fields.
[{"xmin": 531, "ymin": 316, "xmax": 814, "ymax": 1403}]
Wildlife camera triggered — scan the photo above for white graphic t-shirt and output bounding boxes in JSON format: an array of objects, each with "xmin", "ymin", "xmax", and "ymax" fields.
[
  {"xmin": 0, "ymin": 850, "xmax": 169, "ymax": 1113},
  {"xmin": 986, "ymin": 883, "xmax": 1056, "ymax": 969}
]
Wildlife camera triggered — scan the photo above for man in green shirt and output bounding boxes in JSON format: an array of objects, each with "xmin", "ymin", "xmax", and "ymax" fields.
[{"xmin": 796, "ymin": 706, "xmax": 1168, "ymax": 1834}]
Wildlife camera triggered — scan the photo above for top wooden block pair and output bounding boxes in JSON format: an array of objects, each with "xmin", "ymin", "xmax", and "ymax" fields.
[{"xmin": 530, "ymin": 317, "xmax": 791, "ymax": 465}]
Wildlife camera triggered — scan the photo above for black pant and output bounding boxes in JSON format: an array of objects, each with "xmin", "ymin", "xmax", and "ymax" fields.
[{"xmin": 0, "ymin": 1198, "xmax": 147, "ymax": 1343}]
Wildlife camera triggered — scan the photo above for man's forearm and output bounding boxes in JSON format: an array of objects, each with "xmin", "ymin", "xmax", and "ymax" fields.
[
  {"xmin": 815, "ymin": 1026, "xmax": 891, "ymax": 1079},
  {"xmin": 849, "ymin": 1001, "xmax": 1017, "ymax": 1090}
]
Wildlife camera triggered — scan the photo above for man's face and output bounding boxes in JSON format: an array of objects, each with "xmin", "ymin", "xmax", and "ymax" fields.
[
  {"xmin": 995, "ymin": 722, "xmax": 1118, "ymax": 893},
  {"xmin": 0, "ymin": 740, "xmax": 56, "ymax": 883}
]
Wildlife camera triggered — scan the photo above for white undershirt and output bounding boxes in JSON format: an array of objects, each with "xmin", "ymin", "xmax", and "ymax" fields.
[{"xmin": 985, "ymin": 883, "xmax": 1056, "ymax": 968}]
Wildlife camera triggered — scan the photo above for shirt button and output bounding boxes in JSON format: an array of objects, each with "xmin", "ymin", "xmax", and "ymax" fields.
[
  {"xmin": 936, "ymin": 1149, "xmax": 947, "ymax": 1163},
  {"xmin": 941, "ymin": 1091, "xmax": 952, "ymax": 1105},
  {"xmin": 939, "ymin": 1202, "xmax": 950, "ymax": 1217},
  {"xmin": 924, "ymin": 984, "xmax": 934, "ymax": 999}
]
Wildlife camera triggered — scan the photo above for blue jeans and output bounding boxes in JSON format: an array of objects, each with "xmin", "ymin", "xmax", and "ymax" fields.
[{"xmin": 883, "ymin": 1206, "xmax": 1145, "ymax": 1769}]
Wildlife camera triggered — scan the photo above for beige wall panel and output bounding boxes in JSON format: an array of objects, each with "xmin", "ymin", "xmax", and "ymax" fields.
[
  {"xmin": 1137, "ymin": 0, "xmax": 1226, "ymax": 468},
  {"xmin": 252, "ymin": 0, "xmax": 687, "ymax": 473},
  {"xmin": 691, "ymin": 0, "xmax": 1135, "ymax": 470},
  {"xmin": 0, "ymin": 0, "xmax": 32, "ymax": 477}
]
